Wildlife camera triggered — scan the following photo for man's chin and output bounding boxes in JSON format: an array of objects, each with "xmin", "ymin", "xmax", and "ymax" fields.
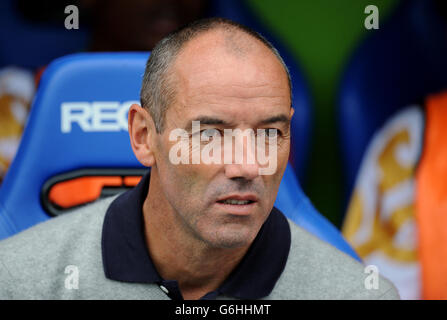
[{"xmin": 201, "ymin": 228, "xmax": 257, "ymax": 249}]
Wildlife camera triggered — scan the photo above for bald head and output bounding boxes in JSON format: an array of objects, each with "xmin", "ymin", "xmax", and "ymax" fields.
[{"xmin": 140, "ymin": 17, "xmax": 292, "ymax": 133}]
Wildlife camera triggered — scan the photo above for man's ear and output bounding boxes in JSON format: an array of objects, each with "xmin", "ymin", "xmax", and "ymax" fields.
[
  {"xmin": 289, "ymin": 107, "xmax": 295, "ymax": 119},
  {"xmin": 128, "ymin": 104, "xmax": 156, "ymax": 167}
]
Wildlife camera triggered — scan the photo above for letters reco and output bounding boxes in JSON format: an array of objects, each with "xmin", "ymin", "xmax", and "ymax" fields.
[{"xmin": 61, "ymin": 101, "xmax": 137, "ymax": 133}]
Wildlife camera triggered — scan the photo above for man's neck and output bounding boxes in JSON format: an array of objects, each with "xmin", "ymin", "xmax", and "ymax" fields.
[{"xmin": 142, "ymin": 171, "xmax": 250, "ymax": 300}]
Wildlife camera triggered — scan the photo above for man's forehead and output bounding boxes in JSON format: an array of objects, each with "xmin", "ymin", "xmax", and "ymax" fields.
[
  {"xmin": 173, "ymin": 29, "xmax": 285, "ymax": 80},
  {"xmin": 172, "ymin": 29, "xmax": 288, "ymax": 96},
  {"xmin": 167, "ymin": 88, "xmax": 291, "ymax": 131},
  {"xmin": 161, "ymin": 28, "xmax": 291, "ymax": 130}
]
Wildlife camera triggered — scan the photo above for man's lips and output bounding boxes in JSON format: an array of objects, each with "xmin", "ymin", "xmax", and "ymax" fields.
[
  {"xmin": 215, "ymin": 194, "xmax": 259, "ymax": 215},
  {"xmin": 216, "ymin": 193, "xmax": 258, "ymax": 203}
]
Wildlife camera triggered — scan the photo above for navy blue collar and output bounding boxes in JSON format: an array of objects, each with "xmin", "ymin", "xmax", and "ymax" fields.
[{"xmin": 101, "ymin": 171, "xmax": 291, "ymax": 299}]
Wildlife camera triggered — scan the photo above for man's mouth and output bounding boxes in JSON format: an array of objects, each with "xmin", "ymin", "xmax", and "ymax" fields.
[
  {"xmin": 216, "ymin": 194, "xmax": 258, "ymax": 204},
  {"xmin": 215, "ymin": 194, "xmax": 258, "ymax": 215},
  {"xmin": 217, "ymin": 199, "xmax": 255, "ymax": 205}
]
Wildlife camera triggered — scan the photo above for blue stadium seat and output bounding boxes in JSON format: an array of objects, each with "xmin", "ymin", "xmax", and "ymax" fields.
[
  {"xmin": 0, "ymin": 53, "xmax": 359, "ymax": 260},
  {"xmin": 338, "ymin": 0, "xmax": 447, "ymax": 201},
  {"xmin": 0, "ymin": 0, "xmax": 312, "ymax": 182}
]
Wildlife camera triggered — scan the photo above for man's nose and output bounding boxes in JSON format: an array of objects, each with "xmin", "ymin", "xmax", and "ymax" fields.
[
  {"xmin": 224, "ymin": 162, "xmax": 260, "ymax": 180},
  {"xmin": 223, "ymin": 137, "xmax": 260, "ymax": 180}
]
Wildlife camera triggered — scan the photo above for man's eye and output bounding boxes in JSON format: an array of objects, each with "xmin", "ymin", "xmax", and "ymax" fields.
[
  {"xmin": 259, "ymin": 129, "xmax": 279, "ymax": 138},
  {"xmin": 201, "ymin": 128, "xmax": 221, "ymax": 139}
]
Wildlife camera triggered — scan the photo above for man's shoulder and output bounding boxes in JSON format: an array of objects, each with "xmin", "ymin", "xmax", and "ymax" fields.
[
  {"xmin": 0, "ymin": 195, "xmax": 115, "ymax": 251},
  {"xmin": 0, "ymin": 196, "xmax": 115, "ymax": 299},
  {"xmin": 268, "ymin": 220, "xmax": 400, "ymax": 300}
]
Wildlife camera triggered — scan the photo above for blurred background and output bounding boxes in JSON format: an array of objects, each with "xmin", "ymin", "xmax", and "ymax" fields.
[{"xmin": 248, "ymin": 0, "xmax": 399, "ymax": 227}]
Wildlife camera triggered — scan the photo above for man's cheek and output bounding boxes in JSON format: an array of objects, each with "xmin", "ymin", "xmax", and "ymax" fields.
[{"xmin": 168, "ymin": 163, "xmax": 203, "ymax": 194}]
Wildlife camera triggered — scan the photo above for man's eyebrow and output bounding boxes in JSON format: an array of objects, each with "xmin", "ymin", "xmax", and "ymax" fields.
[
  {"xmin": 258, "ymin": 114, "xmax": 290, "ymax": 125},
  {"xmin": 184, "ymin": 116, "xmax": 230, "ymax": 130},
  {"xmin": 183, "ymin": 115, "xmax": 290, "ymax": 130}
]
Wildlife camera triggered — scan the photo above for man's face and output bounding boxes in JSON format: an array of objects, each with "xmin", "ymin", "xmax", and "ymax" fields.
[{"xmin": 152, "ymin": 31, "xmax": 293, "ymax": 249}]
